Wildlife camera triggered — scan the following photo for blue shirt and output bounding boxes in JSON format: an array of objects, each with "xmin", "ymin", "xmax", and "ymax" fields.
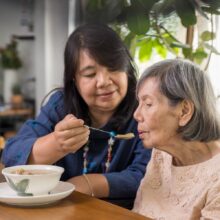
[{"xmin": 2, "ymin": 91, "xmax": 151, "ymax": 208}]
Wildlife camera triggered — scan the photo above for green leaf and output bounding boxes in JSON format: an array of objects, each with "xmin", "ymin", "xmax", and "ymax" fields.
[
  {"xmin": 202, "ymin": 7, "xmax": 220, "ymax": 15},
  {"xmin": 85, "ymin": 0, "xmax": 124, "ymax": 23},
  {"xmin": 126, "ymin": 6, "xmax": 150, "ymax": 35},
  {"xmin": 138, "ymin": 40, "xmax": 153, "ymax": 62},
  {"xmin": 200, "ymin": 31, "xmax": 216, "ymax": 41},
  {"xmin": 192, "ymin": 48, "xmax": 208, "ymax": 64},
  {"xmin": 124, "ymin": 32, "xmax": 136, "ymax": 49},
  {"xmin": 156, "ymin": 44, "xmax": 167, "ymax": 58},
  {"xmin": 193, "ymin": 49, "xmax": 208, "ymax": 59},
  {"xmin": 201, "ymin": 0, "xmax": 220, "ymax": 8},
  {"xmin": 170, "ymin": 42, "xmax": 191, "ymax": 49},
  {"xmin": 129, "ymin": 36, "xmax": 138, "ymax": 58},
  {"xmin": 153, "ymin": 39, "xmax": 167, "ymax": 58},
  {"xmin": 203, "ymin": 43, "xmax": 220, "ymax": 55},
  {"xmin": 189, "ymin": 0, "xmax": 209, "ymax": 19},
  {"xmin": 136, "ymin": 37, "xmax": 150, "ymax": 47},
  {"xmin": 135, "ymin": 0, "xmax": 159, "ymax": 12},
  {"xmin": 153, "ymin": 0, "xmax": 176, "ymax": 15},
  {"xmin": 182, "ymin": 47, "xmax": 193, "ymax": 59},
  {"xmin": 175, "ymin": 0, "xmax": 197, "ymax": 27}
]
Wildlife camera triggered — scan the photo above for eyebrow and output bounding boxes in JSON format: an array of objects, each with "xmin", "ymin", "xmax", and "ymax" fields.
[
  {"xmin": 139, "ymin": 94, "xmax": 149, "ymax": 101},
  {"xmin": 79, "ymin": 65, "xmax": 95, "ymax": 74}
]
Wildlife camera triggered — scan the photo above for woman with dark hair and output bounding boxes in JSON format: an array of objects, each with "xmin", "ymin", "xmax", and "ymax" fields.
[
  {"xmin": 133, "ymin": 59, "xmax": 220, "ymax": 219},
  {"xmin": 2, "ymin": 24, "xmax": 151, "ymax": 208}
]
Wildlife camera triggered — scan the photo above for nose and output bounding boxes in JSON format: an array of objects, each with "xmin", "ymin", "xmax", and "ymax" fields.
[
  {"xmin": 96, "ymin": 69, "xmax": 112, "ymax": 88},
  {"xmin": 133, "ymin": 105, "xmax": 143, "ymax": 122}
]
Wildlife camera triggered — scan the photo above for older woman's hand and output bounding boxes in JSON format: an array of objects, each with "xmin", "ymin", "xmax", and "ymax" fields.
[{"xmin": 54, "ymin": 114, "xmax": 89, "ymax": 153}]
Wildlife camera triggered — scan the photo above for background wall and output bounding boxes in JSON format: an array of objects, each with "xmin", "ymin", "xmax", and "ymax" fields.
[
  {"xmin": 34, "ymin": 0, "xmax": 69, "ymax": 112},
  {"xmin": 0, "ymin": 0, "xmax": 70, "ymax": 113},
  {"xmin": 0, "ymin": 0, "xmax": 35, "ymax": 100}
]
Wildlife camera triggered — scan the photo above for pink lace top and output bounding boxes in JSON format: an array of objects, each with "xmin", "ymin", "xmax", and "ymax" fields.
[{"xmin": 133, "ymin": 149, "xmax": 220, "ymax": 220}]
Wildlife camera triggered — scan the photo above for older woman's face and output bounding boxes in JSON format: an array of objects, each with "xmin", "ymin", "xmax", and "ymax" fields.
[
  {"xmin": 75, "ymin": 50, "xmax": 128, "ymax": 114},
  {"xmin": 134, "ymin": 77, "xmax": 181, "ymax": 148}
]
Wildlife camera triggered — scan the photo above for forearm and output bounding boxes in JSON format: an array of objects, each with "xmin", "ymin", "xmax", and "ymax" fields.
[
  {"xmin": 67, "ymin": 174, "xmax": 109, "ymax": 198},
  {"xmin": 28, "ymin": 132, "xmax": 66, "ymax": 165}
]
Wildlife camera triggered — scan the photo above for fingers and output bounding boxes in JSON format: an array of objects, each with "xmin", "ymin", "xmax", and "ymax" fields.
[
  {"xmin": 59, "ymin": 132, "xmax": 89, "ymax": 153},
  {"xmin": 56, "ymin": 125, "xmax": 88, "ymax": 139},
  {"xmin": 54, "ymin": 114, "xmax": 90, "ymax": 153},
  {"xmin": 56, "ymin": 114, "xmax": 84, "ymax": 131}
]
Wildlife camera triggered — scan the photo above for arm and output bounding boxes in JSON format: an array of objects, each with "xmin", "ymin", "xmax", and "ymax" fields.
[
  {"xmin": 28, "ymin": 114, "xmax": 89, "ymax": 164},
  {"xmin": 67, "ymin": 139, "xmax": 151, "ymax": 199},
  {"xmin": 2, "ymin": 91, "xmax": 89, "ymax": 166},
  {"xmin": 67, "ymin": 174, "xmax": 109, "ymax": 197}
]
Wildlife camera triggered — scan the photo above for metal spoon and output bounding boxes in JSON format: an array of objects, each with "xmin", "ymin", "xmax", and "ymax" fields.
[{"xmin": 84, "ymin": 126, "xmax": 135, "ymax": 140}]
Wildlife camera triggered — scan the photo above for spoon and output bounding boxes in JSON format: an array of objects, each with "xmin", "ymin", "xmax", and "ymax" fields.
[{"xmin": 84, "ymin": 126, "xmax": 135, "ymax": 140}]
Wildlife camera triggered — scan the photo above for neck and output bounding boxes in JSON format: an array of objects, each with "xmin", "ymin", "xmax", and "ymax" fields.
[{"xmin": 161, "ymin": 141, "xmax": 218, "ymax": 166}]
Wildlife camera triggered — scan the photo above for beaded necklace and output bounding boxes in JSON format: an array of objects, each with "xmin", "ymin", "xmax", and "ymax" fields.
[{"xmin": 82, "ymin": 134, "xmax": 116, "ymax": 174}]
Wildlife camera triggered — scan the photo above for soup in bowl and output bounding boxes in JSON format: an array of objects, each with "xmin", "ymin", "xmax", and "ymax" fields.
[{"xmin": 2, "ymin": 165, "xmax": 64, "ymax": 196}]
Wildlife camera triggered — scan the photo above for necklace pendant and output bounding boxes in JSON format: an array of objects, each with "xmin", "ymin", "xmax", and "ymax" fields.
[{"xmin": 83, "ymin": 167, "xmax": 88, "ymax": 174}]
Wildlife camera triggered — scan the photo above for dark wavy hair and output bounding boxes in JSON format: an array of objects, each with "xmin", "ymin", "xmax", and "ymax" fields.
[
  {"xmin": 137, "ymin": 59, "xmax": 220, "ymax": 141},
  {"xmin": 63, "ymin": 23, "xmax": 137, "ymax": 130}
]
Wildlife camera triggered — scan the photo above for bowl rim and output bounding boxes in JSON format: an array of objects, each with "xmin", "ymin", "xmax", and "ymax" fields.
[{"xmin": 2, "ymin": 164, "xmax": 64, "ymax": 177}]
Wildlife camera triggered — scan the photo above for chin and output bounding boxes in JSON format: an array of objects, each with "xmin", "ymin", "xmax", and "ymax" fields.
[{"xmin": 142, "ymin": 141, "xmax": 154, "ymax": 149}]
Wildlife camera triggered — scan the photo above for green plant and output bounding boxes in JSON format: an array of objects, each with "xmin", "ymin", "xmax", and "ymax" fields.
[
  {"xmin": 12, "ymin": 84, "xmax": 22, "ymax": 95},
  {"xmin": 0, "ymin": 37, "xmax": 22, "ymax": 69},
  {"xmin": 81, "ymin": 0, "xmax": 220, "ymax": 69}
]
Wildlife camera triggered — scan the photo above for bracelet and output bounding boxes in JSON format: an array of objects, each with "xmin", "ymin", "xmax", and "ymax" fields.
[{"xmin": 83, "ymin": 174, "xmax": 95, "ymax": 197}]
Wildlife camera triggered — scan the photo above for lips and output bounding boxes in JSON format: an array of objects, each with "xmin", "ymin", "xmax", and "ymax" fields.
[
  {"xmin": 138, "ymin": 130, "xmax": 148, "ymax": 139},
  {"xmin": 97, "ymin": 91, "xmax": 115, "ymax": 96}
]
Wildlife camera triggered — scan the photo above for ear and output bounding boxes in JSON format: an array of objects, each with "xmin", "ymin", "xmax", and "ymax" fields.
[{"xmin": 178, "ymin": 100, "xmax": 194, "ymax": 127}]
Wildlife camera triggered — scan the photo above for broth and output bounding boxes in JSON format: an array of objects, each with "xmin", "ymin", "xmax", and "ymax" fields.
[{"xmin": 11, "ymin": 168, "xmax": 57, "ymax": 175}]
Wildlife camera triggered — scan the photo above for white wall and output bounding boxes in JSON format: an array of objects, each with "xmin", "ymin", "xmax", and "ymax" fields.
[
  {"xmin": 0, "ymin": 0, "xmax": 35, "ymax": 99},
  {"xmin": 208, "ymin": 17, "xmax": 220, "ymax": 97},
  {"xmin": 0, "ymin": 0, "xmax": 69, "ymax": 113},
  {"xmin": 34, "ymin": 0, "xmax": 69, "ymax": 113}
]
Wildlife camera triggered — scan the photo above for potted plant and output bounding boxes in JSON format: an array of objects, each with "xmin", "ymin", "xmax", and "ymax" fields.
[
  {"xmin": 82, "ymin": 0, "xmax": 220, "ymax": 69},
  {"xmin": 11, "ymin": 83, "xmax": 23, "ymax": 109},
  {"xmin": 0, "ymin": 36, "xmax": 22, "ymax": 104},
  {"xmin": 0, "ymin": 37, "xmax": 22, "ymax": 69}
]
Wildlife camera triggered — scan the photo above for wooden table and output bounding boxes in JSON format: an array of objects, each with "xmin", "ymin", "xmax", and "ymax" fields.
[
  {"xmin": 0, "ymin": 108, "xmax": 32, "ymax": 117},
  {"xmin": 0, "ymin": 164, "xmax": 151, "ymax": 220}
]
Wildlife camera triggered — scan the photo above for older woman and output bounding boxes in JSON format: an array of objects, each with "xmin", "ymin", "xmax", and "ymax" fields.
[{"xmin": 133, "ymin": 59, "xmax": 220, "ymax": 219}]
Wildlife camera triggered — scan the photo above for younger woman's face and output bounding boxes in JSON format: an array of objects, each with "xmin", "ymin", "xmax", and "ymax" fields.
[{"xmin": 75, "ymin": 50, "xmax": 128, "ymax": 115}]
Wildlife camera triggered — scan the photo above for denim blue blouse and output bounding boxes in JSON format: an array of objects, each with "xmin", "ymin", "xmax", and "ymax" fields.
[{"xmin": 2, "ymin": 91, "xmax": 151, "ymax": 208}]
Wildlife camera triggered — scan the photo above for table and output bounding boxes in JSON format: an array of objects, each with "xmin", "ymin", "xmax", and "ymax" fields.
[
  {"xmin": 0, "ymin": 108, "xmax": 32, "ymax": 117},
  {"xmin": 0, "ymin": 192, "xmax": 152, "ymax": 220},
  {"xmin": 0, "ymin": 164, "xmax": 152, "ymax": 220}
]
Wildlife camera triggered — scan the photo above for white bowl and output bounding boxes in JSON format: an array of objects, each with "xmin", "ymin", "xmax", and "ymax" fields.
[{"xmin": 2, "ymin": 165, "xmax": 64, "ymax": 196}]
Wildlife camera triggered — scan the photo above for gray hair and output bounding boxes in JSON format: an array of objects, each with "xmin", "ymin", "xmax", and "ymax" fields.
[{"xmin": 137, "ymin": 59, "xmax": 220, "ymax": 141}]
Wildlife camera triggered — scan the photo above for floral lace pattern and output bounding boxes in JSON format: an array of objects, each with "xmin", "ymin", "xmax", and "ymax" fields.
[{"xmin": 133, "ymin": 149, "xmax": 220, "ymax": 220}]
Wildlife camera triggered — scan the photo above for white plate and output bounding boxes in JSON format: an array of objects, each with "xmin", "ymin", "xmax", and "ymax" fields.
[{"xmin": 0, "ymin": 181, "xmax": 75, "ymax": 207}]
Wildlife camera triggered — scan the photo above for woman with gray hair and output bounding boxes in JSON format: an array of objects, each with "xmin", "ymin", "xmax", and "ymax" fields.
[{"xmin": 133, "ymin": 59, "xmax": 220, "ymax": 219}]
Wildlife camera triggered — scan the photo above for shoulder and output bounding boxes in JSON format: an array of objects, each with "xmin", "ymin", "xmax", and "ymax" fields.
[
  {"xmin": 42, "ymin": 89, "xmax": 64, "ymax": 108},
  {"xmin": 39, "ymin": 89, "xmax": 65, "ymax": 118},
  {"xmin": 45, "ymin": 89, "xmax": 64, "ymax": 103}
]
